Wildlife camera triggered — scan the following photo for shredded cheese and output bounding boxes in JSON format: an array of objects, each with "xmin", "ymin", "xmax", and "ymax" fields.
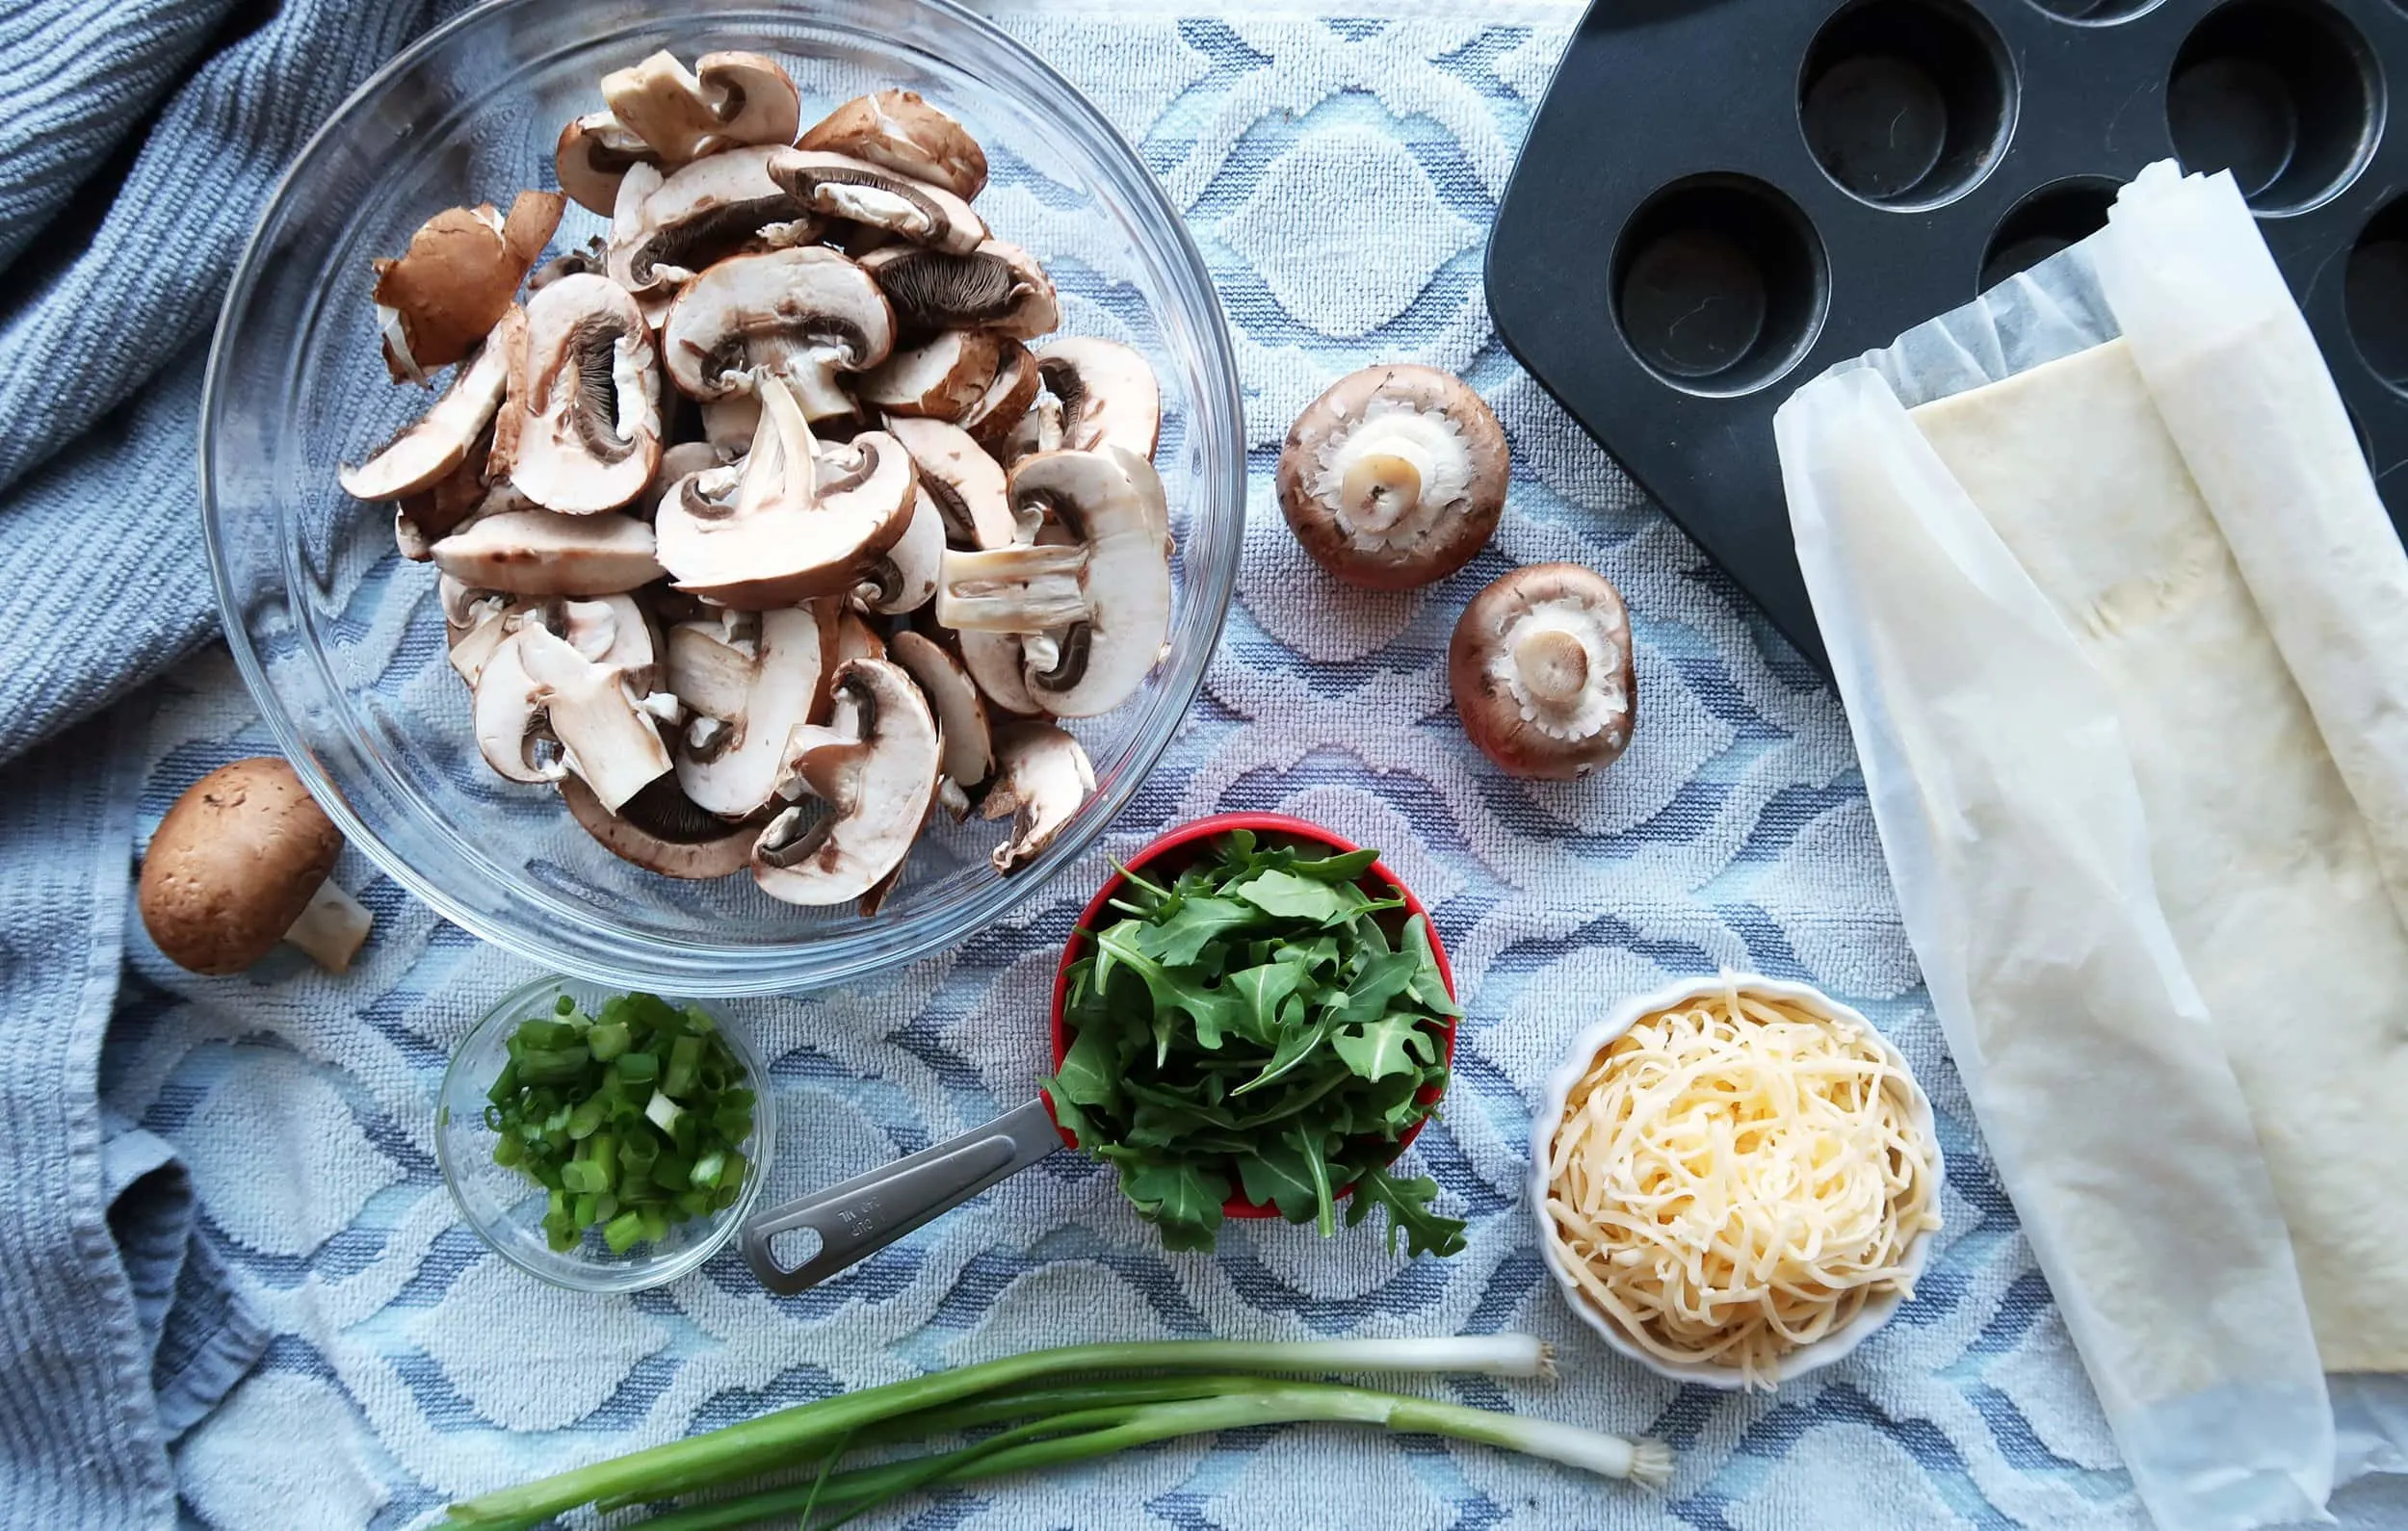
[{"xmin": 1543, "ymin": 983, "xmax": 1941, "ymax": 1389}]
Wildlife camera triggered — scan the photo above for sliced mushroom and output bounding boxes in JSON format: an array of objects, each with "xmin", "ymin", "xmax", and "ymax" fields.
[
  {"xmin": 516, "ymin": 621, "xmax": 674, "ymax": 812},
  {"xmin": 338, "ymin": 313, "xmax": 518, "ymax": 502},
  {"xmin": 556, "ymin": 111, "xmax": 663, "ymax": 217},
  {"xmin": 750, "ymin": 658, "xmax": 941, "ymax": 906},
  {"xmin": 770, "ymin": 150, "xmax": 985, "ymax": 255},
  {"xmin": 854, "ymin": 488, "xmax": 944, "ymax": 614},
  {"xmin": 474, "ymin": 628, "xmax": 565, "ymax": 785},
  {"xmin": 961, "ymin": 341, "xmax": 1042, "ymax": 455},
  {"xmin": 884, "ymin": 416, "xmax": 1016, "ymax": 549},
  {"xmin": 394, "ymin": 428, "xmax": 494, "ymax": 558},
  {"xmin": 1035, "ymin": 337, "xmax": 1161, "ymax": 459},
  {"xmin": 654, "ymin": 372, "xmax": 916, "ymax": 608},
  {"xmin": 504, "ymin": 273, "xmax": 664, "ymax": 514},
  {"xmin": 640, "ymin": 440, "xmax": 722, "ymax": 519},
  {"xmin": 798, "ymin": 90, "xmax": 988, "ymax": 201},
  {"xmin": 999, "ymin": 389, "xmax": 1063, "ymax": 467},
  {"xmin": 854, "ymin": 329, "xmax": 1002, "ymax": 421},
  {"xmin": 431, "ymin": 508, "xmax": 663, "ymax": 596},
  {"xmin": 661, "ymin": 247, "xmax": 895, "ymax": 423},
  {"xmin": 668, "ymin": 603, "xmax": 836, "ymax": 818},
  {"xmin": 955, "ymin": 629, "xmax": 1040, "ymax": 717},
  {"xmin": 562, "ymin": 774, "xmax": 761, "ymax": 878},
  {"xmin": 559, "ymin": 591, "xmax": 661, "ymax": 688},
  {"xmin": 139, "ymin": 758, "xmax": 373, "ymax": 974},
  {"xmin": 955, "ymin": 448, "xmax": 1172, "ymax": 717},
  {"xmin": 447, "ymin": 597, "xmax": 522, "ymax": 686},
  {"xmin": 935, "ymin": 542, "xmax": 1088, "ymax": 632},
  {"xmin": 600, "ymin": 50, "xmax": 802, "ymax": 169},
  {"xmin": 1449, "ymin": 562, "xmax": 1636, "ymax": 781},
  {"xmin": 1276, "ymin": 363, "xmax": 1507, "ymax": 590},
  {"xmin": 833, "ymin": 609, "xmax": 888, "ymax": 668},
  {"xmin": 700, "ymin": 393, "xmax": 759, "ymax": 457},
  {"xmin": 859, "ymin": 239, "xmax": 1056, "ymax": 340},
  {"xmin": 982, "ymin": 723, "xmax": 1093, "ymax": 872},
  {"xmin": 373, "ymin": 193, "xmax": 561, "ymax": 383},
  {"xmin": 892, "ymin": 629, "xmax": 992, "ymax": 800},
  {"xmin": 606, "ymin": 145, "xmax": 821, "ymax": 299}
]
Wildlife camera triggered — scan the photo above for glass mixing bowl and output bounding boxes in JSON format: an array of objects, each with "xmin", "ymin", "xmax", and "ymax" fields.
[{"xmin": 202, "ymin": 0, "xmax": 1243, "ymax": 996}]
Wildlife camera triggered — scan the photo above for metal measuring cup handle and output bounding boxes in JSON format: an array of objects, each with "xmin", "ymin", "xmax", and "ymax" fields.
[{"xmin": 742, "ymin": 1097, "xmax": 1064, "ymax": 1294}]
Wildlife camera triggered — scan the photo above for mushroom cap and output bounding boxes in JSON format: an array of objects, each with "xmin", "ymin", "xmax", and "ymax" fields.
[
  {"xmin": 659, "ymin": 247, "xmax": 896, "ymax": 412},
  {"xmin": 373, "ymin": 193, "xmax": 561, "ymax": 381},
  {"xmin": 694, "ymin": 52, "xmax": 802, "ymax": 151},
  {"xmin": 770, "ymin": 150, "xmax": 987, "ymax": 255},
  {"xmin": 562, "ymin": 773, "xmax": 760, "ymax": 879},
  {"xmin": 338, "ymin": 311, "xmax": 518, "ymax": 502},
  {"xmin": 1006, "ymin": 448, "xmax": 1173, "ymax": 718},
  {"xmin": 139, "ymin": 758, "xmax": 344, "ymax": 975},
  {"xmin": 855, "ymin": 328, "xmax": 1002, "ymax": 421},
  {"xmin": 556, "ymin": 111, "xmax": 660, "ymax": 217},
  {"xmin": 891, "ymin": 628, "xmax": 992, "ymax": 791},
  {"xmin": 430, "ymin": 508, "xmax": 663, "ymax": 596},
  {"xmin": 884, "ymin": 416, "xmax": 1015, "ymax": 549},
  {"xmin": 855, "ymin": 488, "xmax": 945, "ymax": 614},
  {"xmin": 750, "ymin": 657, "xmax": 942, "ymax": 906},
  {"xmin": 1035, "ymin": 336, "xmax": 1162, "ymax": 460},
  {"xmin": 960, "ymin": 341, "xmax": 1041, "ymax": 456},
  {"xmin": 1276, "ymin": 363, "xmax": 1508, "ymax": 591},
  {"xmin": 798, "ymin": 90, "xmax": 988, "ymax": 202},
  {"xmin": 653, "ymin": 375, "xmax": 917, "ymax": 609},
  {"xmin": 606, "ymin": 145, "xmax": 818, "ymax": 298},
  {"xmin": 669, "ymin": 603, "xmax": 837, "ymax": 818},
  {"xmin": 1448, "ymin": 561, "xmax": 1636, "ymax": 780},
  {"xmin": 859, "ymin": 239, "xmax": 1057, "ymax": 341},
  {"xmin": 505, "ymin": 272, "xmax": 665, "ymax": 515},
  {"xmin": 982, "ymin": 722, "xmax": 1094, "ymax": 872}
]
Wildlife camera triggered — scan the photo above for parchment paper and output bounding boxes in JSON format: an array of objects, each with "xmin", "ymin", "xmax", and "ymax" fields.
[{"xmin": 1775, "ymin": 164, "xmax": 2408, "ymax": 1530}]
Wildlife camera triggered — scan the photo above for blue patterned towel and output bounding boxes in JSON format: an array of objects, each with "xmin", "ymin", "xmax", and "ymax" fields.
[{"xmin": 11, "ymin": 2, "xmax": 2408, "ymax": 1528}]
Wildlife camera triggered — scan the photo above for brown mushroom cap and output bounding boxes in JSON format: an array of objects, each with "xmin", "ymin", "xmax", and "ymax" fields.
[
  {"xmin": 373, "ymin": 192, "xmax": 563, "ymax": 382},
  {"xmin": 798, "ymin": 90, "xmax": 988, "ymax": 201},
  {"xmin": 1275, "ymin": 363, "xmax": 1508, "ymax": 591},
  {"xmin": 1448, "ymin": 562, "xmax": 1636, "ymax": 780},
  {"xmin": 139, "ymin": 759, "xmax": 344, "ymax": 974}
]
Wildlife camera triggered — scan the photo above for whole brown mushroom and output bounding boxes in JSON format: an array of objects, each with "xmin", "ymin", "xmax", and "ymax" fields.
[
  {"xmin": 1449, "ymin": 563, "xmax": 1636, "ymax": 780},
  {"xmin": 139, "ymin": 759, "xmax": 374, "ymax": 975},
  {"xmin": 1276, "ymin": 363, "xmax": 1508, "ymax": 590}
]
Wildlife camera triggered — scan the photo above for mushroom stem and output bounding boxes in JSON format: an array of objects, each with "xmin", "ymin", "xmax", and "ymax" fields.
[
  {"xmin": 1341, "ymin": 452, "xmax": 1423, "ymax": 532},
  {"xmin": 284, "ymin": 881, "xmax": 374, "ymax": 973},
  {"xmin": 1515, "ymin": 627, "xmax": 1590, "ymax": 706}
]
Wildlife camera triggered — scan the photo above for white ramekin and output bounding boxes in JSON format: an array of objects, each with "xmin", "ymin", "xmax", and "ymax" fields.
[{"xmin": 1529, "ymin": 973, "xmax": 1944, "ymax": 1390}]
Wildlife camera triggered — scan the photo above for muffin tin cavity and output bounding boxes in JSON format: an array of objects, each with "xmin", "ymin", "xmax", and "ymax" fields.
[
  {"xmin": 2166, "ymin": 0, "xmax": 2382, "ymax": 213},
  {"xmin": 1801, "ymin": 0, "xmax": 2018, "ymax": 207},
  {"xmin": 1980, "ymin": 177, "xmax": 2120, "ymax": 287},
  {"xmin": 1613, "ymin": 177, "xmax": 1829, "ymax": 396},
  {"xmin": 2026, "ymin": 0, "xmax": 2164, "ymax": 21},
  {"xmin": 1492, "ymin": 0, "xmax": 2408, "ymax": 676},
  {"xmin": 2348, "ymin": 196, "xmax": 2408, "ymax": 389}
]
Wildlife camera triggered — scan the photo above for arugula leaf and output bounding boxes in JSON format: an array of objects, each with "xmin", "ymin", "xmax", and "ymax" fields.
[
  {"xmin": 1052, "ymin": 1024, "xmax": 1124, "ymax": 1109},
  {"xmin": 1122, "ymin": 1159, "xmax": 1227, "ymax": 1253},
  {"xmin": 1223, "ymin": 960, "xmax": 1307, "ymax": 1047},
  {"xmin": 1344, "ymin": 1164, "xmax": 1468, "ymax": 1259},
  {"xmin": 1096, "ymin": 925, "xmax": 1243, "ymax": 1054},
  {"xmin": 1132, "ymin": 895, "xmax": 1265, "ymax": 966},
  {"xmin": 1286, "ymin": 847, "xmax": 1380, "ymax": 883},
  {"xmin": 1041, "ymin": 1080, "xmax": 1098, "ymax": 1148},
  {"xmin": 1235, "ymin": 1135, "xmax": 1322, "ymax": 1225},
  {"xmin": 1400, "ymin": 916, "xmax": 1463, "ymax": 1018},
  {"xmin": 1331, "ymin": 1014, "xmax": 1437, "ymax": 1082},
  {"xmin": 1229, "ymin": 868, "xmax": 1356, "ymax": 923},
  {"xmin": 1231, "ymin": 997, "xmax": 1329, "ymax": 1096}
]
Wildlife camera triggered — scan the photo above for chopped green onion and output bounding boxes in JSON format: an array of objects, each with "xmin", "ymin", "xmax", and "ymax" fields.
[{"xmin": 476, "ymin": 991, "xmax": 754, "ymax": 1258}]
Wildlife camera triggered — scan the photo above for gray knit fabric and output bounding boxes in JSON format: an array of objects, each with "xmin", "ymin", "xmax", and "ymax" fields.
[{"xmin": 0, "ymin": 3, "xmax": 439, "ymax": 1525}]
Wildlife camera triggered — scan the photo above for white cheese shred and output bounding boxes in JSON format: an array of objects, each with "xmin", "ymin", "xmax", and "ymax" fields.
[{"xmin": 1543, "ymin": 983, "xmax": 1941, "ymax": 1390}]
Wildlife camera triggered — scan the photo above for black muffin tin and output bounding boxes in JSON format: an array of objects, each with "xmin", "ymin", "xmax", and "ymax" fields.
[{"xmin": 1488, "ymin": 0, "xmax": 2408, "ymax": 674}]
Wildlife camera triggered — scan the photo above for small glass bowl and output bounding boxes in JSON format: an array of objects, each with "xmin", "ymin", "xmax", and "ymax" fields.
[
  {"xmin": 436, "ymin": 974, "xmax": 775, "ymax": 1291},
  {"xmin": 201, "ymin": 0, "xmax": 1244, "ymax": 996}
]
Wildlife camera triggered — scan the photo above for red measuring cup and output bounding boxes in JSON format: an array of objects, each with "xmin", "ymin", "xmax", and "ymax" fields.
[{"xmin": 745, "ymin": 813, "xmax": 1457, "ymax": 1291}]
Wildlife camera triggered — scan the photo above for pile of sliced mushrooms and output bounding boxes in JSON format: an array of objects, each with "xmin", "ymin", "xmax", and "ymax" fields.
[{"xmin": 339, "ymin": 53, "xmax": 1173, "ymax": 913}]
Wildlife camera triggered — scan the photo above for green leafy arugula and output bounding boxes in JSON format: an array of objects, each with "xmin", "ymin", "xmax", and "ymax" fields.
[{"xmin": 1041, "ymin": 831, "xmax": 1466, "ymax": 1258}]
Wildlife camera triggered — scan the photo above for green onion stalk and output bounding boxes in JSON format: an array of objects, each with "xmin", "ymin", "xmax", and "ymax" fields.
[{"xmin": 441, "ymin": 1336, "xmax": 1671, "ymax": 1530}]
